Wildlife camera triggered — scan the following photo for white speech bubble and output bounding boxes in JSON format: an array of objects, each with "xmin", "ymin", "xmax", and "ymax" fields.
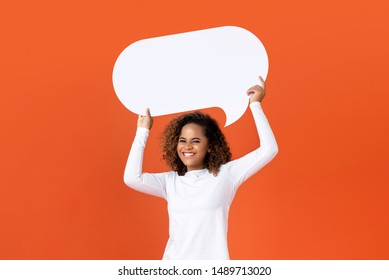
[{"xmin": 112, "ymin": 26, "xmax": 268, "ymax": 126}]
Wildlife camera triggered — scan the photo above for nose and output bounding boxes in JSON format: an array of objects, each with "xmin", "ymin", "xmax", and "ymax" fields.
[{"xmin": 185, "ymin": 142, "xmax": 193, "ymax": 150}]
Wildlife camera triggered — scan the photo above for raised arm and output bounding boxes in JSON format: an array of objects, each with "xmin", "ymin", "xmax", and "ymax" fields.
[
  {"xmin": 123, "ymin": 109, "xmax": 167, "ymax": 199},
  {"xmin": 228, "ymin": 77, "xmax": 278, "ymax": 188}
]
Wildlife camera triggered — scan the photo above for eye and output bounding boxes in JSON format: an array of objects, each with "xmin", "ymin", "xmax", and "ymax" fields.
[
  {"xmin": 179, "ymin": 139, "xmax": 186, "ymax": 143},
  {"xmin": 192, "ymin": 140, "xmax": 200, "ymax": 143}
]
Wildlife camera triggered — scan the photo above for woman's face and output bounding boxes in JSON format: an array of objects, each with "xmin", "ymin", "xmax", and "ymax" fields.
[{"xmin": 177, "ymin": 123, "xmax": 209, "ymax": 172}]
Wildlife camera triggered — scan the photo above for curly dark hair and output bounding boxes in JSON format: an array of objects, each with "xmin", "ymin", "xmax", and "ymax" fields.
[{"xmin": 161, "ymin": 111, "xmax": 232, "ymax": 176}]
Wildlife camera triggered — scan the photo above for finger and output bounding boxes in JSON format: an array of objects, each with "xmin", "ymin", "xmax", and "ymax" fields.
[
  {"xmin": 258, "ymin": 76, "xmax": 265, "ymax": 88},
  {"xmin": 246, "ymin": 86, "xmax": 257, "ymax": 95},
  {"xmin": 247, "ymin": 86, "xmax": 263, "ymax": 94},
  {"xmin": 145, "ymin": 108, "xmax": 151, "ymax": 118}
]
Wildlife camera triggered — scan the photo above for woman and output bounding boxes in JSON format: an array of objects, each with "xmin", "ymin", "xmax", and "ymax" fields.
[{"xmin": 124, "ymin": 77, "xmax": 278, "ymax": 259}]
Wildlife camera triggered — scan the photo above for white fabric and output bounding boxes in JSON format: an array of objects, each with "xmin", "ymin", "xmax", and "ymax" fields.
[{"xmin": 124, "ymin": 102, "xmax": 278, "ymax": 259}]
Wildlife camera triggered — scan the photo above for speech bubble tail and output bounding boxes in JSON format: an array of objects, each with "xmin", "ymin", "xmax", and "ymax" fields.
[{"xmin": 222, "ymin": 101, "xmax": 248, "ymax": 127}]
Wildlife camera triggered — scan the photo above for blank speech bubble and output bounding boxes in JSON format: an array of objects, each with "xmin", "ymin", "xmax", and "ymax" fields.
[{"xmin": 112, "ymin": 26, "xmax": 268, "ymax": 126}]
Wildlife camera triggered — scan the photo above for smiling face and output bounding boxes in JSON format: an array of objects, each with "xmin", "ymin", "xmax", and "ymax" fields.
[{"xmin": 177, "ymin": 123, "xmax": 210, "ymax": 172}]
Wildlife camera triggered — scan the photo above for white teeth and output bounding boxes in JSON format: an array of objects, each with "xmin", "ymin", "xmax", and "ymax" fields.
[{"xmin": 183, "ymin": 153, "xmax": 194, "ymax": 157}]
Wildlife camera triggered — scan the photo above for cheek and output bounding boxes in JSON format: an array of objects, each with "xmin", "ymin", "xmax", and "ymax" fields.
[{"xmin": 176, "ymin": 144, "xmax": 186, "ymax": 156}]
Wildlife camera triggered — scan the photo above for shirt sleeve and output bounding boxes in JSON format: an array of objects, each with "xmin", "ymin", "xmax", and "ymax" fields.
[
  {"xmin": 227, "ymin": 101, "xmax": 278, "ymax": 191},
  {"xmin": 123, "ymin": 127, "xmax": 168, "ymax": 199}
]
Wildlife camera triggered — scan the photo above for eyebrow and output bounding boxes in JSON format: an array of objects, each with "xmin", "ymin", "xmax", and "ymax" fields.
[{"xmin": 179, "ymin": 137, "xmax": 202, "ymax": 140}]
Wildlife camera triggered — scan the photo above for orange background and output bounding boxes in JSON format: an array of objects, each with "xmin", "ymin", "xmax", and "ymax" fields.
[{"xmin": 1, "ymin": 0, "xmax": 388, "ymax": 259}]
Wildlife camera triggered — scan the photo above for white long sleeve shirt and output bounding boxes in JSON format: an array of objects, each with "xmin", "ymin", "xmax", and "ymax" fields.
[{"xmin": 124, "ymin": 102, "xmax": 278, "ymax": 259}]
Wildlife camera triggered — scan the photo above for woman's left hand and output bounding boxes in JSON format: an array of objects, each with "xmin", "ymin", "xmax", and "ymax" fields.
[{"xmin": 246, "ymin": 76, "xmax": 266, "ymax": 103}]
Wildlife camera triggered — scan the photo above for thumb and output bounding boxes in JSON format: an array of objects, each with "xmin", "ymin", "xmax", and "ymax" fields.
[{"xmin": 145, "ymin": 108, "xmax": 151, "ymax": 118}]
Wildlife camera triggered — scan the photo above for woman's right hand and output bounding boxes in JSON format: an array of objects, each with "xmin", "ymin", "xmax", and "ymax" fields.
[{"xmin": 137, "ymin": 108, "xmax": 153, "ymax": 130}]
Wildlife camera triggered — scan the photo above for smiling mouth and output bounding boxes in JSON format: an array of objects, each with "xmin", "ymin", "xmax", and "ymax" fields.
[{"xmin": 183, "ymin": 152, "xmax": 195, "ymax": 157}]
